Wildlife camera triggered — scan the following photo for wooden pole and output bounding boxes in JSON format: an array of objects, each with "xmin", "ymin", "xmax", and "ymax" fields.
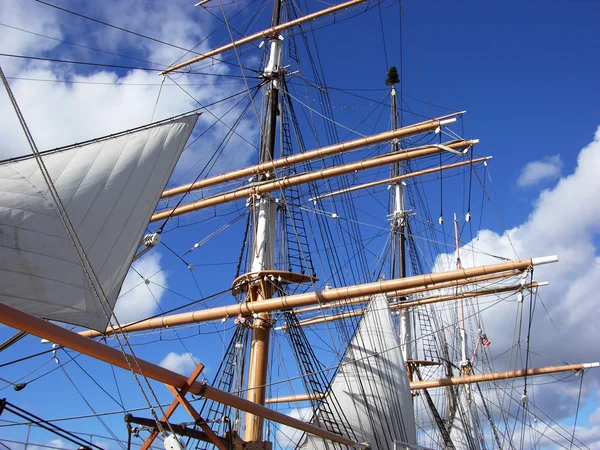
[
  {"xmin": 0, "ymin": 303, "xmax": 363, "ymax": 447},
  {"xmin": 310, "ymin": 157, "xmax": 490, "ymax": 201},
  {"xmin": 160, "ymin": 113, "xmax": 464, "ymax": 199},
  {"xmin": 151, "ymin": 140, "xmax": 477, "ymax": 222},
  {"xmin": 409, "ymin": 363, "xmax": 599, "ymax": 390},
  {"xmin": 161, "ymin": 0, "xmax": 370, "ymax": 74},
  {"xmin": 80, "ymin": 258, "xmax": 555, "ymax": 338},
  {"xmin": 290, "ymin": 282, "xmax": 541, "ymax": 328},
  {"xmin": 294, "ymin": 270, "xmax": 519, "ymax": 314},
  {"xmin": 264, "ymin": 362, "xmax": 600, "ymax": 401}
]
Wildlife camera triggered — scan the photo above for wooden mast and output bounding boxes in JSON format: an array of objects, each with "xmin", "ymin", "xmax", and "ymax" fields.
[
  {"xmin": 387, "ymin": 69, "xmax": 413, "ymax": 377},
  {"xmin": 243, "ymin": 0, "xmax": 282, "ymax": 441}
]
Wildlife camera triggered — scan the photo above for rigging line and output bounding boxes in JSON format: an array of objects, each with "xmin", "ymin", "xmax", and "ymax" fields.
[
  {"xmin": 137, "ymin": 274, "xmax": 200, "ymax": 370},
  {"xmin": 217, "ymin": 0, "xmax": 263, "ymax": 131},
  {"xmin": 111, "ymin": 364, "xmax": 125, "ymax": 408},
  {"xmin": 170, "ymin": 0, "xmax": 267, "ymax": 70},
  {"xmin": 0, "ymin": 347, "xmax": 60, "ymax": 368},
  {"xmin": 377, "ymin": 2, "xmax": 389, "ymax": 71},
  {"xmin": 1, "ymin": 402, "xmax": 102, "ymax": 450},
  {"xmin": 0, "ymin": 21, "xmax": 164, "ymax": 67},
  {"xmin": 167, "ymin": 75, "xmax": 260, "ymax": 149},
  {"xmin": 0, "ymin": 52, "xmax": 261, "ymax": 78},
  {"xmin": 5, "ymin": 75, "xmax": 244, "ymax": 86},
  {"xmin": 165, "ymin": 87, "xmax": 260, "ymax": 186},
  {"xmin": 150, "ymin": 76, "xmax": 165, "ymax": 122},
  {"xmin": 523, "ymin": 267, "xmax": 535, "ymax": 397},
  {"xmin": 0, "ymin": 355, "xmax": 55, "ymax": 392},
  {"xmin": 33, "ymin": 0, "xmax": 206, "ymax": 55},
  {"xmin": 479, "ymin": 381, "xmax": 585, "ymax": 450},
  {"xmin": 472, "ymin": 163, "xmax": 520, "ymax": 260},
  {"xmin": 57, "ymin": 357, "xmax": 126, "ymax": 450},
  {"xmin": 568, "ymin": 373, "xmax": 585, "ymax": 450},
  {"xmin": 153, "ymin": 82, "xmax": 262, "ymax": 233},
  {"xmin": 284, "ymin": 88, "xmax": 367, "ymax": 137}
]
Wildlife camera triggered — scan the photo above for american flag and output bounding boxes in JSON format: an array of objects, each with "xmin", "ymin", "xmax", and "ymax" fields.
[{"xmin": 481, "ymin": 334, "xmax": 491, "ymax": 348}]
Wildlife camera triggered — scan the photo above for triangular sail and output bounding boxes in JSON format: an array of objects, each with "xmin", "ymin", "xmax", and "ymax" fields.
[
  {"xmin": 302, "ymin": 294, "xmax": 416, "ymax": 450},
  {"xmin": 0, "ymin": 114, "xmax": 198, "ymax": 331}
]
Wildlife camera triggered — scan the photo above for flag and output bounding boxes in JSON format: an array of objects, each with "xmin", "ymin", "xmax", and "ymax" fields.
[{"xmin": 481, "ymin": 334, "xmax": 491, "ymax": 348}]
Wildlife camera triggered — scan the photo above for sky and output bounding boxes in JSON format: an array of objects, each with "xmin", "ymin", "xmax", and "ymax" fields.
[{"xmin": 0, "ymin": 0, "xmax": 599, "ymax": 449}]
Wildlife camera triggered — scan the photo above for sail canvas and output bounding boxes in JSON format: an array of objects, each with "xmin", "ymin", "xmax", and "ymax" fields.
[
  {"xmin": 302, "ymin": 294, "xmax": 417, "ymax": 450},
  {"xmin": 0, "ymin": 114, "xmax": 198, "ymax": 331}
]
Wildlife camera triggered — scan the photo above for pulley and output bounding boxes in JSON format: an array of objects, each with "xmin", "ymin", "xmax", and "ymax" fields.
[{"xmin": 164, "ymin": 434, "xmax": 186, "ymax": 450}]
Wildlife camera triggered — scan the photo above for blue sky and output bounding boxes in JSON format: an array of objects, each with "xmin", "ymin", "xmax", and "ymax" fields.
[{"xmin": 0, "ymin": 0, "xmax": 599, "ymax": 449}]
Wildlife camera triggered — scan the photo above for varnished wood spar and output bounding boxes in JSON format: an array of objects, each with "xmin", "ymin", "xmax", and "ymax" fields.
[
  {"xmin": 162, "ymin": 0, "xmax": 369, "ymax": 74},
  {"xmin": 81, "ymin": 258, "xmax": 554, "ymax": 339},
  {"xmin": 409, "ymin": 363, "xmax": 599, "ymax": 390},
  {"xmin": 0, "ymin": 303, "xmax": 362, "ymax": 448},
  {"xmin": 265, "ymin": 393, "xmax": 320, "ymax": 404},
  {"xmin": 265, "ymin": 362, "xmax": 600, "ymax": 403},
  {"xmin": 294, "ymin": 270, "xmax": 520, "ymax": 314},
  {"xmin": 310, "ymin": 156, "xmax": 490, "ymax": 201},
  {"xmin": 287, "ymin": 282, "xmax": 541, "ymax": 328},
  {"xmin": 151, "ymin": 139, "xmax": 478, "ymax": 222},
  {"xmin": 160, "ymin": 112, "xmax": 464, "ymax": 199},
  {"xmin": 390, "ymin": 282, "xmax": 542, "ymax": 309}
]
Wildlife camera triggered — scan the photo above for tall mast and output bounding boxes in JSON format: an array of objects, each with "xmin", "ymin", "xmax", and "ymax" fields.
[
  {"xmin": 244, "ymin": 0, "xmax": 283, "ymax": 442},
  {"xmin": 387, "ymin": 67, "xmax": 412, "ymax": 373},
  {"xmin": 454, "ymin": 215, "xmax": 470, "ymax": 377}
]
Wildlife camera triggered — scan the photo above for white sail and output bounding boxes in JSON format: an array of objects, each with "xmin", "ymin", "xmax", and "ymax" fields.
[
  {"xmin": 0, "ymin": 114, "xmax": 198, "ymax": 331},
  {"xmin": 449, "ymin": 390, "xmax": 483, "ymax": 450},
  {"xmin": 302, "ymin": 294, "xmax": 417, "ymax": 450}
]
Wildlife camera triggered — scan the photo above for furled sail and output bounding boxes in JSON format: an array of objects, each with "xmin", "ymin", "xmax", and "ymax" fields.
[
  {"xmin": 0, "ymin": 114, "xmax": 198, "ymax": 331},
  {"xmin": 302, "ymin": 294, "xmax": 416, "ymax": 450}
]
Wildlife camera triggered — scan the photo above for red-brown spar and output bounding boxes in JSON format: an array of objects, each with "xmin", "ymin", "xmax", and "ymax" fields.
[{"xmin": 0, "ymin": 302, "xmax": 364, "ymax": 448}]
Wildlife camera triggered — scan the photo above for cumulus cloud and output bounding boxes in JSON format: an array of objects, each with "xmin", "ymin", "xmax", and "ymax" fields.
[
  {"xmin": 0, "ymin": 0, "xmax": 258, "ymax": 177},
  {"xmin": 517, "ymin": 154, "xmax": 563, "ymax": 187},
  {"xmin": 432, "ymin": 126, "xmax": 600, "ymax": 430},
  {"xmin": 160, "ymin": 351, "xmax": 200, "ymax": 375},
  {"xmin": 591, "ymin": 407, "xmax": 600, "ymax": 426},
  {"xmin": 113, "ymin": 252, "xmax": 166, "ymax": 323},
  {"xmin": 274, "ymin": 407, "xmax": 312, "ymax": 449}
]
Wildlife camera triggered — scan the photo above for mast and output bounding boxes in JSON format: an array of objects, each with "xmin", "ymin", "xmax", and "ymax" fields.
[
  {"xmin": 387, "ymin": 67, "xmax": 412, "ymax": 374},
  {"xmin": 244, "ymin": 0, "xmax": 282, "ymax": 442},
  {"xmin": 454, "ymin": 214, "xmax": 470, "ymax": 376}
]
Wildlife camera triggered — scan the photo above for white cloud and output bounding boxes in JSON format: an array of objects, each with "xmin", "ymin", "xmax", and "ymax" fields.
[
  {"xmin": 591, "ymin": 406, "xmax": 600, "ymax": 426},
  {"xmin": 160, "ymin": 351, "xmax": 200, "ymax": 375},
  {"xmin": 25, "ymin": 438, "xmax": 68, "ymax": 450},
  {"xmin": 0, "ymin": 0, "xmax": 258, "ymax": 176},
  {"xmin": 274, "ymin": 407, "xmax": 312, "ymax": 449},
  {"xmin": 113, "ymin": 252, "xmax": 166, "ymax": 324},
  {"xmin": 517, "ymin": 154, "xmax": 562, "ymax": 187},
  {"xmin": 433, "ymin": 126, "xmax": 600, "ymax": 424}
]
